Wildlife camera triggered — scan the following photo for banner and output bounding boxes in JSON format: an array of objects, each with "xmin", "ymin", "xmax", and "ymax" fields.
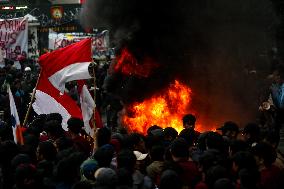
[
  {"xmin": 0, "ymin": 17, "xmax": 28, "ymax": 61},
  {"xmin": 48, "ymin": 30, "xmax": 111, "ymax": 59}
]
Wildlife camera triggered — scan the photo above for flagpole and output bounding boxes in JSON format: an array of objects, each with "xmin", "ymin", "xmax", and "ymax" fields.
[
  {"xmin": 91, "ymin": 37, "xmax": 97, "ymax": 132},
  {"xmin": 23, "ymin": 69, "xmax": 42, "ymax": 127}
]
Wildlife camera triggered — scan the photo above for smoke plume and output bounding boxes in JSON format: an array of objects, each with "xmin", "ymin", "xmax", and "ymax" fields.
[{"xmin": 81, "ymin": 0, "xmax": 278, "ymax": 127}]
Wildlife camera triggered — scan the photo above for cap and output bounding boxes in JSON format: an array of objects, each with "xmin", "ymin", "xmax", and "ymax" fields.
[
  {"xmin": 24, "ymin": 67, "xmax": 31, "ymax": 71},
  {"xmin": 133, "ymin": 151, "xmax": 148, "ymax": 161}
]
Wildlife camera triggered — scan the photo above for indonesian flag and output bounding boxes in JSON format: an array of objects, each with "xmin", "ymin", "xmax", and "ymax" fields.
[
  {"xmin": 8, "ymin": 85, "xmax": 24, "ymax": 145},
  {"xmin": 32, "ymin": 38, "xmax": 93, "ymax": 130},
  {"xmin": 39, "ymin": 38, "xmax": 93, "ymax": 94},
  {"xmin": 78, "ymin": 81, "xmax": 103, "ymax": 138}
]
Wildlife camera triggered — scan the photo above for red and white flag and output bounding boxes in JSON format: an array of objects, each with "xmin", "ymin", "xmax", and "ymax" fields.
[
  {"xmin": 33, "ymin": 38, "xmax": 93, "ymax": 130},
  {"xmin": 78, "ymin": 81, "xmax": 103, "ymax": 138},
  {"xmin": 39, "ymin": 38, "xmax": 93, "ymax": 94},
  {"xmin": 8, "ymin": 85, "xmax": 24, "ymax": 145}
]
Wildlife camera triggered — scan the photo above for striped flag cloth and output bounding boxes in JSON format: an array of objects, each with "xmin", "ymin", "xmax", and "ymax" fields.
[{"xmin": 8, "ymin": 85, "xmax": 24, "ymax": 145}]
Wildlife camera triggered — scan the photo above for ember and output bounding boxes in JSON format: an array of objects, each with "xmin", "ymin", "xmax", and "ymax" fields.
[{"xmin": 120, "ymin": 80, "xmax": 206, "ymax": 134}]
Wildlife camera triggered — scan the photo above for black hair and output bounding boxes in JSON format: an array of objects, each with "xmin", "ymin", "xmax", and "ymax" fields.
[
  {"xmin": 97, "ymin": 127, "xmax": 111, "ymax": 148},
  {"xmin": 251, "ymin": 142, "xmax": 277, "ymax": 168},
  {"xmin": 206, "ymin": 132, "xmax": 225, "ymax": 152},
  {"xmin": 232, "ymin": 151, "xmax": 258, "ymax": 172},
  {"xmin": 67, "ymin": 117, "xmax": 84, "ymax": 135},
  {"xmin": 147, "ymin": 125, "xmax": 162, "ymax": 136},
  {"xmin": 14, "ymin": 163, "xmax": 39, "ymax": 189},
  {"xmin": 163, "ymin": 127, "xmax": 178, "ymax": 140},
  {"xmin": 150, "ymin": 145, "xmax": 165, "ymax": 161},
  {"xmin": 44, "ymin": 120, "xmax": 64, "ymax": 139},
  {"xmin": 72, "ymin": 181, "xmax": 93, "ymax": 189},
  {"xmin": 229, "ymin": 140, "xmax": 249, "ymax": 156},
  {"xmin": 262, "ymin": 130, "xmax": 280, "ymax": 148},
  {"xmin": 116, "ymin": 168, "xmax": 133, "ymax": 187},
  {"xmin": 179, "ymin": 128, "xmax": 196, "ymax": 146},
  {"xmin": 182, "ymin": 114, "xmax": 196, "ymax": 125},
  {"xmin": 11, "ymin": 154, "xmax": 32, "ymax": 170},
  {"xmin": 55, "ymin": 136, "xmax": 74, "ymax": 151},
  {"xmin": 160, "ymin": 170, "xmax": 182, "ymax": 189},
  {"xmin": 55, "ymin": 152, "xmax": 86, "ymax": 183},
  {"xmin": 94, "ymin": 144, "xmax": 114, "ymax": 167},
  {"xmin": 214, "ymin": 178, "xmax": 236, "ymax": 189},
  {"xmin": 38, "ymin": 141, "xmax": 57, "ymax": 161},
  {"xmin": 238, "ymin": 168, "xmax": 260, "ymax": 189},
  {"xmin": 170, "ymin": 138, "xmax": 189, "ymax": 159},
  {"xmin": 124, "ymin": 133, "xmax": 144, "ymax": 150},
  {"xmin": 46, "ymin": 113, "xmax": 63, "ymax": 124},
  {"xmin": 117, "ymin": 150, "xmax": 136, "ymax": 173},
  {"xmin": 205, "ymin": 165, "xmax": 228, "ymax": 188}
]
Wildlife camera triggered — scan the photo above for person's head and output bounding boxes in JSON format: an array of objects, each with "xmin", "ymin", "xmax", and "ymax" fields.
[
  {"xmin": 262, "ymin": 130, "xmax": 280, "ymax": 149},
  {"xmin": 251, "ymin": 142, "xmax": 277, "ymax": 169},
  {"xmin": 44, "ymin": 120, "xmax": 64, "ymax": 140},
  {"xmin": 147, "ymin": 125, "xmax": 162, "ymax": 136},
  {"xmin": 217, "ymin": 121, "xmax": 239, "ymax": 140},
  {"xmin": 133, "ymin": 150, "xmax": 148, "ymax": 170},
  {"xmin": 126, "ymin": 133, "xmax": 146, "ymax": 152},
  {"xmin": 36, "ymin": 141, "xmax": 57, "ymax": 162},
  {"xmin": 205, "ymin": 165, "xmax": 228, "ymax": 188},
  {"xmin": 55, "ymin": 152, "xmax": 86, "ymax": 183},
  {"xmin": 205, "ymin": 132, "xmax": 225, "ymax": 152},
  {"xmin": 96, "ymin": 127, "xmax": 111, "ymax": 148},
  {"xmin": 214, "ymin": 178, "xmax": 236, "ymax": 189},
  {"xmin": 170, "ymin": 138, "xmax": 189, "ymax": 161},
  {"xmin": 46, "ymin": 113, "xmax": 63, "ymax": 124},
  {"xmin": 80, "ymin": 159, "xmax": 99, "ymax": 181},
  {"xmin": 242, "ymin": 123, "xmax": 260, "ymax": 146},
  {"xmin": 163, "ymin": 127, "xmax": 178, "ymax": 141},
  {"xmin": 238, "ymin": 168, "xmax": 260, "ymax": 189},
  {"xmin": 232, "ymin": 151, "xmax": 257, "ymax": 174},
  {"xmin": 179, "ymin": 128, "xmax": 196, "ymax": 147},
  {"xmin": 150, "ymin": 145, "xmax": 165, "ymax": 161},
  {"xmin": 116, "ymin": 168, "xmax": 133, "ymax": 187},
  {"xmin": 160, "ymin": 170, "xmax": 182, "ymax": 189},
  {"xmin": 182, "ymin": 114, "xmax": 196, "ymax": 129},
  {"xmin": 94, "ymin": 144, "xmax": 114, "ymax": 167},
  {"xmin": 67, "ymin": 117, "xmax": 84, "ymax": 135},
  {"xmin": 94, "ymin": 167, "xmax": 118, "ymax": 188},
  {"xmin": 14, "ymin": 163, "xmax": 38, "ymax": 189},
  {"xmin": 117, "ymin": 150, "xmax": 136, "ymax": 173},
  {"xmin": 229, "ymin": 140, "xmax": 249, "ymax": 157},
  {"xmin": 11, "ymin": 154, "xmax": 32, "ymax": 170},
  {"xmin": 54, "ymin": 136, "xmax": 73, "ymax": 152}
]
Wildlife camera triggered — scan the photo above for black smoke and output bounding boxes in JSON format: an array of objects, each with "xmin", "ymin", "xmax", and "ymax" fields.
[{"xmin": 81, "ymin": 0, "xmax": 278, "ymax": 127}]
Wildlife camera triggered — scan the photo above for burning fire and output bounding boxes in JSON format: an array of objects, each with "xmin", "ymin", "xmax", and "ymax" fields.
[
  {"xmin": 121, "ymin": 80, "xmax": 205, "ymax": 134},
  {"xmin": 114, "ymin": 48, "xmax": 159, "ymax": 78}
]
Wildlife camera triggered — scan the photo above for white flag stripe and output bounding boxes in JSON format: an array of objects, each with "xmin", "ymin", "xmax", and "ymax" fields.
[
  {"xmin": 32, "ymin": 90, "xmax": 71, "ymax": 130},
  {"xmin": 48, "ymin": 62, "xmax": 92, "ymax": 94},
  {"xmin": 7, "ymin": 86, "xmax": 21, "ymax": 144},
  {"xmin": 80, "ymin": 85, "xmax": 95, "ymax": 137}
]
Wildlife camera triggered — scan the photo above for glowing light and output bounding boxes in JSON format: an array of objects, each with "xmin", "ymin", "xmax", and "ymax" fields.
[{"xmin": 121, "ymin": 80, "xmax": 194, "ymax": 134}]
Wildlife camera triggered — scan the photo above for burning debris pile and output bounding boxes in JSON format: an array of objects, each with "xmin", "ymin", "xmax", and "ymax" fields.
[
  {"xmin": 81, "ymin": 0, "xmax": 277, "ymax": 133},
  {"xmin": 121, "ymin": 80, "xmax": 193, "ymax": 134}
]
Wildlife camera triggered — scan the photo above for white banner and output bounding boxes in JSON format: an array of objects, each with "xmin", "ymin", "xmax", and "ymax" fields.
[
  {"xmin": 0, "ymin": 17, "xmax": 28, "ymax": 61},
  {"xmin": 48, "ymin": 30, "xmax": 109, "ymax": 50}
]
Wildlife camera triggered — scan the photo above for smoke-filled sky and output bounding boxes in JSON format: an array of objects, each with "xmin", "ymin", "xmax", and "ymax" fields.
[{"xmin": 81, "ymin": 0, "xmax": 278, "ymax": 127}]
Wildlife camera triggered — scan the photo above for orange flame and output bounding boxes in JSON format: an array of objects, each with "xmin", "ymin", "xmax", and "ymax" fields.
[
  {"xmin": 120, "ymin": 80, "xmax": 206, "ymax": 134},
  {"xmin": 114, "ymin": 48, "xmax": 159, "ymax": 77}
]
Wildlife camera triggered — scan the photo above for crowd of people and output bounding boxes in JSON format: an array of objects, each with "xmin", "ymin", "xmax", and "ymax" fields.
[
  {"xmin": 0, "ymin": 57, "xmax": 284, "ymax": 189},
  {"xmin": 0, "ymin": 109, "xmax": 284, "ymax": 189}
]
